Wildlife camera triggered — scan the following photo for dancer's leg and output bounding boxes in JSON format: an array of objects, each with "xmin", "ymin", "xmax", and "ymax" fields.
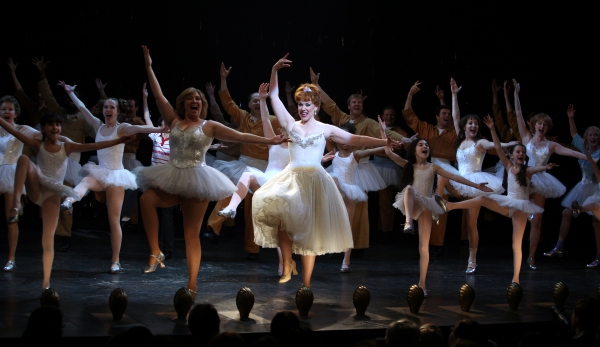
[
  {"xmin": 548, "ymin": 208, "xmax": 572, "ymax": 253},
  {"xmin": 592, "ymin": 218, "xmax": 600, "ymax": 264},
  {"xmin": 180, "ymin": 198, "xmax": 209, "ymax": 293},
  {"xmin": 342, "ymin": 198, "xmax": 357, "ymax": 267},
  {"xmin": 403, "ymin": 186, "xmax": 414, "ymax": 224},
  {"xmin": 106, "ymin": 186, "xmax": 125, "ymax": 264},
  {"xmin": 447, "ymin": 196, "xmax": 510, "ymax": 216},
  {"xmin": 222, "ymin": 173, "xmax": 259, "ymax": 213},
  {"xmin": 301, "ymin": 255, "xmax": 316, "ymax": 288},
  {"xmin": 278, "ymin": 228, "xmax": 293, "ymax": 274},
  {"xmin": 140, "ymin": 188, "xmax": 180, "ymax": 264},
  {"xmin": 466, "ymin": 207, "xmax": 481, "ymax": 265},
  {"xmin": 277, "ymin": 247, "xmax": 283, "ymax": 275},
  {"xmin": 527, "ymin": 194, "xmax": 546, "ymax": 262},
  {"xmin": 417, "ymin": 211, "xmax": 433, "ymax": 291},
  {"xmin": 511, "ymin": 211, "xmax": 527, "ymax": 283},
  {"xmin": 41, "ymin": 196, "xmax": 61, "ymax": 289},
  {"xmin": 11, "ymin": 156, "xmax": 39, "ymax": 210},
  {"xmin": 66, "ymin": 175, "xmax": 103, "ymax": 203},
  {"xmin": 4, "ymin": 194, "xmax": 18, "ymax": 261}
]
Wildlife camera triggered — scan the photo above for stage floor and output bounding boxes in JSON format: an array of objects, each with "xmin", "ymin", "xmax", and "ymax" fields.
[{"xmin": 1, "ymin": 209, "xmax": 599, "ymax": 342}]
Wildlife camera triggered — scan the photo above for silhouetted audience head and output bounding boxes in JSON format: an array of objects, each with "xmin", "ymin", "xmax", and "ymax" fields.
[
  {"xmin": 106, "ymin": 326, "xmax": 153, "ymax": 347},
  {"xmin": 448, "ymin": 320, "xmax": 488, "ymax": 346},
  {"xmin": 385, "ymin": 318, "xmax": 419, "ymax": 347},
  {"xmin": 208, "ymin": 331, "xmax": 245, "ymax": 347},
  {"xmin": 572, "ymin": 297, "xmax": 600, "ymax": 334},
  {"xmin": 270, "ymin": 311, "xmax": 300, "ymax": 341},
  {"xmin": 188, "ymin": 304, "xmax": 220, "ymax": 346},
  {"xmin": 250, "ymin": 335, "xmax": 282, "ymax": 347},
  {"xmin": 22, "ymin": 306, "xmax": 63, "ymax": 339},
  {"xmin": 419, "ymin": 323, "xmax": 445, "ymax": 347}
]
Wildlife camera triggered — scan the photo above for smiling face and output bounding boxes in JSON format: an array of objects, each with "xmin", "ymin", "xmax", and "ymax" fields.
[
  {"xmin": 42, "ymin": 120, "xmax": 62, "ymax": 140},
  {"xmin": 297, "ymin": 98, "xmax": 318, "ymax": 123},
  {"xmin": 463, "ymin": 118, "xmax": 479, "ymax": 139},
  {"xmin": 1, "ymin": 101, "xmax": 17, "ymax": 124},
  {"xmin": 585, "ymin": 127, "xmax": 600, "ymax": 149},
  {"xmin": 248, "ymin": 93, "xmax": 261, "ymax": 116},
  {"xmin": 534, "ymin": 120, "xmax": 549, "ymax": 136},
  {"xmin": 510, "ymin": 144, "xmax": 527, "ymax": 165},
  {"xmin": 184, "ymin": 92, "xmax": 203, "ymax": 119},
  {"xmin": 436, "ymin": 107, "xmax": 451, "ymax": 129},
  {"xmin": 103, "ymin": 99, "xmax": 120, "ymax": 125},
  {"xmin": 415, "ymin": 139, "xmax": 430, "ymax": 159},
  {"xmin": 382, "ymin": 108, "xmax": 396, "ymax": 127},
  {"xmin": 347, "ymin": 97, "xmax": 363, "ymax": 119},
  {"xmin": 126, "ymin": 100, "xmax": 138, "ymax": 117}
]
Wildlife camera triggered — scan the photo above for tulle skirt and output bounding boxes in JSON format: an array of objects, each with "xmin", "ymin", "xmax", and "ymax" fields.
[
  {"xmin": 64, "ymin": 158, "xmax": 83, "ymax": 186},
  {"xmin": 0, "ymin": 164, "xmax": 18, "ymax": 194},
  {"xmin": 372, "ymin": 156, "xmax": 402, "ymax": 188},
  {"xmin": 213, "ymin": 155, "xmax": 268, "ymax": 184},
  {"xmin": 247, "ymin": 166, "xmax": 286, "ymax": 187},
  {"xmin": 122, "ymin": 153, "xmax": 143, "ymax": 171},
  {"xmin": 329, "ymin": 173, "xmax": 368, "ymax": 202},
  {"xmin": 451, "ymin": 172, "xmax": 505, "ymax": 197},
  {"xmin": 488, "ymin": 195, "xmax": 544, "ymax": 217},
  {"xmin": 562, "ymin": 180, "xmax": 600, "ymax": 208},
  {"xmin": 354, "ymin": 161, "xmax": 386, "ymax": 192},
  {"xmin": 253, "ymin": 166, "xmax": 354, "ymax": 256},
  {"xmin": 33, "ymin": 164, "xmax": 80, "ymax": 206},
  {"xmin": 82, "ymin": 162, "xmax": 137, "ymax": 190},
  {"xmin": 529, "ymin": 172, "xmax": 566, "ymax": 198},
  {"xmin": 135, "ymin": 163, "xmax": 236, "ymax": 201},
  {"xmin": 393, "ymin": 186, "xmax": 445, "ymax": 220}
]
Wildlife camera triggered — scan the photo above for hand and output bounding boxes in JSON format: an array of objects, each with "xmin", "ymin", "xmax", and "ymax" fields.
[
  {"xmin": 483, "ymin": 115, "xmax": 495, "ymax": 129},
  {"xmin": 141, "ymin": 45, "xmax": 152, "ymax": 67},
  {"xmin": 356, "ymin": 89, "xmax": 368, "ymax": 102},
  {"xmin": 273, "ymin": 54, "xmax": 291, "ymax": 71},
  {"xmin": 285, "ymin": 81, "xmax": 295, "ymax": 94},
  {"xmin": 258, "ymin": 83, "xmax": 269, "ymax": 99},
  {"xmin": 507, "ymin": 141, "xmax": 519, "ymax": 147},
  {"xmin": 387, "ymin": 137, "xmax": 403, "ymax": 149},
  {"xmin": 120, "ymin": 135, "xmax": 137, "ymax": 144},
  {"xmin": 220, "ymin": 62, "xmax": 232, "ymax": 79},
  {"xmin": 401, "ymin": 133, "xmax": 418, "ymax": 145},
  {"xmin": 31, "ymin": 56, "xmax": 50, "ymax": 72},
  {"xmin": 58, "ymin": 81, "xmax": 76, "ymax": 93},
  {"xmin": 512, "ymin": 78, "xmax": 520, "ymax": 93},
  {"xmin": 450, "ymin": 78, "xmax": 462, "ymax": 94},
  {"xmin": 309, "ymin": 67, "xmax": 320, "ymax": 85},
  {"xmin": 321, "ymin": 151, "xmax": 335, "ymax": 163},
  {"xmin": 209, "ymin": 143, "xmax": 227, "ymax": 150},
  {"xmin": 567, "ymin": 104, "xmax": 575, "ymax": 118},
  {"xmin": 503, "ymin": 80, "xmax": 510, "ymax": 95},
  {"xmin": 546, "ymin": 163, "xmax": 557, "ymax": 170},
  {"xmin": 7, "ymin": 57, "xmax": 17, "ymax": 72},
  {"xmin": 142, "ymin": 82, "xmax": 148, "ymax": 97},
  {"xmin": 435, "ymin": 85, "xmax": 445, "ymax": 99},
  {"xmin": 408, "ymin": 80, "xmax": 421, "ymax": 95},
  {"xmin": 95, "ymin": 78, "xmax": 107, "ymax": 91},
  {"xmin": 492, "ymin": 80, "xmax": 501, "ymax": 94},
  {"xmin": 205, "ymin": 82, "xmax": 215, "ymax": 96},
  {"xmin": 476, "ymin": 183, "xmax": 493, "ymax": 192},
  {"xmin": 270, "ymin": 133, "xmax": 292, "ymax": 145}
]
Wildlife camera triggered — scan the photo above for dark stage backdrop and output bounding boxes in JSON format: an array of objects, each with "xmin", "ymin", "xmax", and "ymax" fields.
[{"xmin": 1, "ymin": 2, "xmax": 594, "ymax": 194}]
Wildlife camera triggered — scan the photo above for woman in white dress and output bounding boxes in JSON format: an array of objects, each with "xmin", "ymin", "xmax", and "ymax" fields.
[
  {"xmin": 252, "ymin": 54, "xmax": 397, "ymax": 288},
  {"xmin": 439, "ymin": 116, "xmax": 555, "ymax": 284},
  {"xmin": 0, "ymin": 112, "xmax": 132, "ymax": 290},
  {"xmin": 138, "ymin": 46, "xmax": 288, "ymax": 295},
  {"xmin": 59, "ymin": 82, "xmax": 165, "ymax": 274},
  {"xmin": 511, "ymin": 80, "xmax": 586, "ymax": 270}
]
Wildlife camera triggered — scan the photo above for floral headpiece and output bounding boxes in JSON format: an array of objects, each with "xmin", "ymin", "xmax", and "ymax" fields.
[{"xmin": 302, "ymin": 86, "xmax": 312, "ymax": 93}]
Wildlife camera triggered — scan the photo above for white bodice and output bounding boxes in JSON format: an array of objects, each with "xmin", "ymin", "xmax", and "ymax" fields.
[
  {"xmin": 507, "ymin": 168, "xmax": 530, "ymax": 201},
  {"xmin": 0, "ymin": 125, "xmax": 41, "ymax": 165},
  {"xmin": 332, "ymin": 153, "xmax": 358, "ymax": 185},
  {"xmin": 169, "ymin": 121, "xmax": 212, "ymax": 169},
  {"xmin": 265, "ymin": 144, "xmax": 290, "ymax": 172},
  {"xmin": 412, "ymin": 165, "xmax": 435, "ymax": 197},
  {"xmin": 457, "ymin": 143, "xmax": 485, "ymax": 175},
  {"xmin": 287, "ymin": 130, "xmax": 325, "ymax": 170},
  {"xmin": 96, "ymin": 125, "xmax": 124, "ymax": 170},
  {"xmin": 526, "ymin": 141, "xmax": 551, "ymax": 167},
  {"xmin": 38, "ymin": 142, "xmax": 68, "ymax": 183}
]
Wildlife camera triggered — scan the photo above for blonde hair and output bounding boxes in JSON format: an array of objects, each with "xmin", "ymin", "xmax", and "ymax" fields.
[
  {"xmin": 530, "ymin": 113, "xmax": 553, "ymax": 131},
  {"xmin": 294, "ymin": 83, "xmax": 321, "ymax": 106},
  {"xmin": 175, "ymin": 88, "xmax": 208, "ymax": 119}
]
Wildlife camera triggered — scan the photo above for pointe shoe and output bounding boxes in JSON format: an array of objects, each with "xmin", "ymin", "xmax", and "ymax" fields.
[
  {"xmin": 432, "ymin": 214, "xmax": 440, "ymax": 224},
  {"xmin": 278, "ymin": 263, "xmax": 283, "ymax": 277},
  {"xmin": 60, "ymin": 199, "xmax": 73, "ymax": 215},
  {"xmin": 7, "ymin": 208, "xmax": 19, "ymax": 225},
  {"xmin": 217, "ymin": 208, "xmax": 236, "ymax": 219},
  {"xmin": 526, "ymin": 257, "xmax": 537, "ymax": 270},
  {"xmin": 543, "ymin": 248, "xmax": 564, "ymax": 257},
  {"xmin": 418, "ymin": 285, "xmax": 429, "ymax": 298},
  {"xmin": 142, "ymin": 252, "xmax": 166, "ymax": 274},
  {"xmin": 435, "ymin": 194, "xmax": 449, "ymax": 213},
  {"xmin": 571, "ymin": 201, "xmax": 581, "ymax": 218},
  {"xmin": 465, "ymin": 261, "xmax": 477, "ymax": 274},
  {"xmin": 586, "ymin": 259, "xmax": 599, "ymax": 268},
  {"xmin": 109, "ymin": 262, "xmax": 121, "ymax": 274},
  {"xmin": 279, "ymin": 260, "xmax": 298, "ymax": 283},
  {"xmin": 403, "ymin": 222, "xmax": 414, "ymax": 234},
  {"xmin": 340, "ymin": 262, "xmax": 350, "ymax": 273},
  {"xmin": 3, "ymin": 260, "xmax": 15, "ymax": 272}
]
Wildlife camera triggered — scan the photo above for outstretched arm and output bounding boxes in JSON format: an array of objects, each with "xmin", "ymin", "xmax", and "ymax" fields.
[
  {"xmin": 204, "ymin": 120, "xmax": 288, "ymax": 145},
  {"xmin": 513, "ymin": 79, "xmax": 531, "ymax": 144},
  {"xmin": 0, "ymin": 118, "xmax": 40, "ymax": 149},
  {"xmin": 435, "ymin": 165, "xmax": 492, "ymax": 192},
  {"xmin": 59, "ymin": 81, "xmax": 103, "ymax": 131},
  {"xmin": 65, "ymin": 135, "xmax": 134, "ymax": 155},
  {"xmin": 269, "ymin": 54, "xmax": 296, "ymax": 132},
  {"xmin": 354, "ymin": 147, "xmax": 386, "ymax": 161},
  {"xmin": 259, "ymin": 83, "xmax": 276, "ymax": 138},
  {"xmin": 477, "ymin": 139, "xmax": 518, "ymax": 151},
  {"xmin": 551, "ymin": 141, "xmax": 586, "ymax": 160},
  {"xmin": 527, "ymin": 163, "xmax": 556, "ymax": 176},
  {"xmin": 483, "ymin": 114, "xmax": 513, "ymax": 170},
  {"xmin": 567, "ymin": 104, "xmax": 577, "ymax": 138},
  {"xmin": 450, "ymin": 78, "xmax": 462, "ymax": 134},
  {"xmin": 378, "ymin": 116, "xmax": 407, "ymax": 167},
  {"xmin": 142, "ymin": 46, "xmax": 178, "ymax": 128}
]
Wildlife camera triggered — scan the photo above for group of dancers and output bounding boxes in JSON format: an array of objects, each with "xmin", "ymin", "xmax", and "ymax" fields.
[{"xmin": 1, "ymin": 48, "xmax": 599, "ymax": 299}]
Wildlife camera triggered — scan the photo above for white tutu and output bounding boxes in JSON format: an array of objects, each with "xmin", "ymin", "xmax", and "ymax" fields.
[
  {"xmin": 246, "ymin": 167, "xmax": 279, "ymax": 187},
  {"xmin": 213, "ymin": 155, "xmax": 268, "ymax": 184},
  {"xmin": 562, "ymin": 180, "xmax": 600, "ymax": 209},
  {"xmin": 488, "ymin": 194, "xmax": 544, "ymax": 217},
  {"xmin": 122, "ymin": 153, "xmax": 143, "ymax": 171},
  {"xmin": 451, "ymin": 172, "xmax": 504, "ymax": 197},
  {"xmin": 63, "ymin": 158, "xmax": 83, "ymax": 186},
  {"xmin": 493, "ymin": 160, "xmax": 505, "ymax": 179},
  {"xmin": 530, "ymin": 172, "xmax": 566, "ymax": 198},
  {"xmin": 33, "ymin": 164, "xmax": 80, "ymax": 206},
  {"xmin": 82, "ymin": 162, "xmax": 137, "ymax": 190},
  {"xmin": 372, "ymin": 156, "xmax": 401, "ymax": 188},
  {"xmin": 0, "ymin": 164, "xmax": 18, "ymax": 194},
  {"xmin": 393, "ymin": 186, "xmax": 445, "ymax": 219},
  {"xmin": 354, "ymin": 159, "xmax": 386, "ymax": 192},
  {"xmin": 330, "ymin": 174, "xmax": 368, "ymax": 201},
  {"xmin": 135, "ymin": 163, "xmax": 236, "ymax": 201}
]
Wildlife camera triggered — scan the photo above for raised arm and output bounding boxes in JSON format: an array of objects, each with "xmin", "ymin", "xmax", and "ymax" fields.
[
  {"xmin": 527, "ymin": 163, "xmax": 556, "ymax": 176},
  {"xmin": 142, "ymin": 46, "xmax": 178, "ymax": 128},
  {"xmin": 309, "ymin": 67, "xmax": 331, "ymax": 105},
  {"xmin": 551, "ymin": 141, "xmax": 586, "ymax": 160},
  {"xmin": 259, "ymin": 83, "xmax": 276, "ymax": 138},
  {"xmin": 327, "ymin": 124, "xmax": 389, "ymax": 149},
  {"xmin": 435, "ymin": 85, "xmax": 446, "ymax": 106},
  {"xmin": 59, "ymin": 82, "xmax": 103, "ymax": 131},
  {"xmin": 7, "ymin": 58, "xmax": 23, "ymax": 91},
  {"xmin": 513, "ymin": 79, "xmax": 531, "ymax": 143},
  {"xmin": 219, "ymin": 62, "xmax": 232, "ymax": 92},
  {"xmin": 404, "ymin": 80, "xmax": 421, "ymax": 111},
  {"xmin": 269, "ymin": 54, "xmax": 296, "ymax": 131},
  {"xmin": 483, "ymin": 114, "xmax": 512, "ymax": 169},
  {"xmin": 95, "ymin": 78, "xmax": 109, "ymax": 99},
  {"xmin": 450, "ymin": 78, "xmax": 462, "ymax": 134},
  {"xmin": 139, "ymin": 83, "xmax": 152, "ymax": 126},
  {"xmin": 567, "ymin": 104, "xmax": 577, "ymax": 138},
  {"xmin": 378, "ymin": 116, "xmax": 407, "ymax": 167}
]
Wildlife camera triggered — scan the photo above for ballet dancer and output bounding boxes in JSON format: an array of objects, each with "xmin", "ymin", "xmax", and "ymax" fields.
[
  {"xmin": 438, "ymin": 116, "xmax": 556, "ymax": 284},
  {"xmin": 59, "ymin": 81, "xmax": 165, "ymax": 274},
  {"xmin": 0, "ymin": 112, "xmax": 133, "ymax": 290}
]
